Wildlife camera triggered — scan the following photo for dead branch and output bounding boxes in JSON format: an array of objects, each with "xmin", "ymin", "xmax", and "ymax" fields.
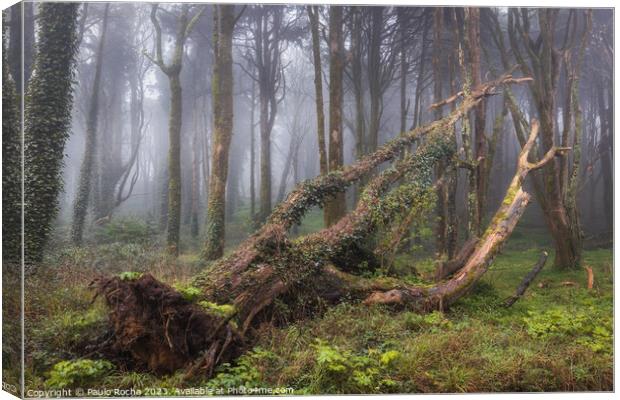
[
  {"xmin": 585, "ymin": 266, "xmax": 594, "ymax": 290},
  {"xmin": 504, "ymin": 251, "xmax": 548, "ymax": 307}
]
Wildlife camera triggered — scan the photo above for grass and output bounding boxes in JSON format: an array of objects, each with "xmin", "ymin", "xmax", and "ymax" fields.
[{"xmin": 8, "ymin": 216, "xmax": 613, "ymax": 395}]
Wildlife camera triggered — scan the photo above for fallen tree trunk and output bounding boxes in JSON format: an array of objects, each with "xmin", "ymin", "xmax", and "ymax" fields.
[
  {"xmin": 335, "ymin": 120, "xmax": 567, "ymax": 310},
  {"xmin": 92, "ymin": 75, "xmax": 544, "ymax": 376},
  {"xmin": 504, "ymin": 251, "xmax": 548, "ymax": 307}
]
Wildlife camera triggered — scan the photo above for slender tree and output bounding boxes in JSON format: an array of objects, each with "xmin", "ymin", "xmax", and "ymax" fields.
[
  {"xmin": 242, "ymin": 6, "xmax": 288, "ymax": 223},
  {"xmin": 71, "ymin": 4, "xmax": 110, "ymax": 245},
  {"xmin": 324, "ymin": 5, "xmax": 346, "ymax": 226},
  {"xmin": 203, "ymin": 4, "xmax": 236, "ymax": 261},
  {"xmin": 307, "ymin": 5, "xmax": 328, "ymax": 177},
  {"xmin": 149, "ymin": 3, "xmax": 205, "ymax": 256}
]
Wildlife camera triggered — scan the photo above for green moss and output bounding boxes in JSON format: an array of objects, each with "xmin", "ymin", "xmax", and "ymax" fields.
[
  {"xmin": 198, "ymin": 301, "xmax": 235, "ymax": 317},
  {"xmin": 174, "ymin": 284, "xmax": 202, "ymax": 302},
  {"xmin": 118, "ymin": 271, "xmax": 143, "ymax": 281}
]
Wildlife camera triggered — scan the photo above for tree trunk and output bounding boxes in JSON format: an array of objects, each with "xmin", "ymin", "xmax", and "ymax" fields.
[
  {"xmin": 204, "ymin": 4, "xmax": 235, "ymax": 261},
  {"xmin": 507, "ymin": 8, "xmax": 585, "ymax": 269},
  {"xmin": 166, "ymin": 74, "xmax": 183, "ymax": 256},
  {"xmin": 150, "ymin": 4, "xmax": 206, "ymax": 256},
  {"xmin": 2, "ymin": 20, "xmax": 22, "ymax": 264},
  {"xmin": 71, "ymin": 4, "xmax": 110, "ymax": 245},
  {"xmin": 431, "ymin": 8, "xmax": 448, "ymax": 256},
  {"xmin": 249, "ymin": 78, "xmax": 257, "ymax": 224},
  {"xmin": 350, "ymin": 6, "xmax": 366, "ymax": 205},
  {"xmin": 24, "ymin": 3, "xmax": 79, "ymax": 265},
  {"xmin": 398, "ymin": 8, "xmax": 408, "ymax": 135},
  {"xmin": 324, "ymin": 6, "xmax": 346, "ymax": 227},
  {"xmin": 259, "ymin": 86, "xmax": 272, "ymax": 222},
  {"xmin": 367, "ymin": 7, "xmax": 383, "ymax": 153},
  {"xmin": 307, "ymin": 5, "xmax": 327, "ymax": 177},
  {"xmin": 190, "ymin": 129, "xmax": 200, "ymax": 238},
  {"xmin": 467, "ymin": 8, "xmax": 487, "ymax": 233}
]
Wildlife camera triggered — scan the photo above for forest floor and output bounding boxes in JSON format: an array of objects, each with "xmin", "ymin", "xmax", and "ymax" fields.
[{"xmin": 9, "ymin": 208, "xmax": 613, "ymax": 394}]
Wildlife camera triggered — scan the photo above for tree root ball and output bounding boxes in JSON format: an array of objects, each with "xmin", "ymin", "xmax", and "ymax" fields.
[{"xmin": 90, "ymin": 274, "xmax": 242, "ymax": 375}]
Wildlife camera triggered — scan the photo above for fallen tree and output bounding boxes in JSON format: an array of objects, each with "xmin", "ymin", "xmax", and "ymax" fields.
[{"xmin": 92, "ymin": 73, "xmax": 559, "ymax": 377}]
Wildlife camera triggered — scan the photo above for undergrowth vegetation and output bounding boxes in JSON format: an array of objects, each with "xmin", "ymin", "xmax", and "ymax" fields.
[{"xmin": 15, "ymin": 218, "xmax": 613, "ymax": 394}]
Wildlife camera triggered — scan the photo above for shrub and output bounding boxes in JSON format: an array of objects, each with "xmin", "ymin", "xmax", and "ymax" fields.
[
  {"xmin": 307, "ymin": 339, "xmax": 399, "ymax": 394},
  {"xmin": 404, "ymin": 311, "xmax": 452, "ymax": 332},
  {"xmin": 523, "ymin": 305, "xmax": 612, "ymax": 354},
  {"xmin": 93, "ymin": 217, "xmax": 157, "ymax": 245},
  {"xmin": 30, "ymin": 307, "xmax": 107, "ymax": 372},
  {"xmin": 206, "ymin": 348, "xmax": 277, "ymax": 389},
  {"xmin": 46, "ymin": 359, "xmax": 114, "ymax": 389}
]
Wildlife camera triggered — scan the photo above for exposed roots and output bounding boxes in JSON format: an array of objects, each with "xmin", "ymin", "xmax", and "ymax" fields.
[{"xmin": 90, "ymin": 274, "xmax": 243, "ymax": 376}]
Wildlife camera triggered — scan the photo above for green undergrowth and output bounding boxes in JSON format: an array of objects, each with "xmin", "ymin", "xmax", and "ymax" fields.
[{"xmin": 18, "ymin": 234, "xmax": 612, "ymax": 394}]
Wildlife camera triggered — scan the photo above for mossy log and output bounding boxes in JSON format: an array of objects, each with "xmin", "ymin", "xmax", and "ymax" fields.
[{"xmin": 92, "ymin": 74, "xmax": 539, "ymax": 376}]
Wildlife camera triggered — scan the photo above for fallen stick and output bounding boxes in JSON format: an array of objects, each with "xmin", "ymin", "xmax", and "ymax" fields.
[
  {"xmin": 504, "ymin": 251, "xmax": 548, "ymax": 307},
  {"xmin": 585, "ymin": 266, "xmax": 594, "ymax": 290}
]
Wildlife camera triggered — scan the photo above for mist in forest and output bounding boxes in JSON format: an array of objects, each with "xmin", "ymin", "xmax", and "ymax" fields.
[
  {"xmin": 2, "ymin": 3, "xmax": 615, "ymax": 393},
  {"xmin": 4, "ymin": 3, "xmax": 613, "ymax": 262}
]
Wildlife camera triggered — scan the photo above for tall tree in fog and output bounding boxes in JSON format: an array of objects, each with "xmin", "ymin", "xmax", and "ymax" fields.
[
  {"xmin": 307, "ymin": 5, "xmax": 329, "ymax": 225},
  {"xmin": 307, "ymin": 5, "xmax": 327, "ymax": 177},
  {"xmin": 324, "ymin": 5, "xmax": 346, "ymax": 226},
  {"xmin": 366, "ymin": 7, "xmax": 398, "ymax": 153},
  {"xmin": 71, "ymin": 4, "xmax": 110, "ymax": 245},
  {"xmin": 241, "ymin": 6, "xmax": 289, "ymax": 223},
  {"xmin": 506, "ymin": 9, "xmax": 591, "ymax": 268},
  {"xmin": 203, "ymin": 4, "xmax": 237, "ymax": 261},
  {"xmin": 349, "ymin": 6, "xmax": 366, "ymax": 202},
  {"xmin": 24, "ymin": 3, "xmax": 79, "ymax": 265},
  {"xmin": 2, "ymin": 15, "xmax": 21, "ymax": 264},
  {"xmin": 149, "ymin": 3, "xmax": 205, "ymax": 256}
]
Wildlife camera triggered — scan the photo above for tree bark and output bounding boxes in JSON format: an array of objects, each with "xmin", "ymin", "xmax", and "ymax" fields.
[
  {"xmin": 204, "ymin": 4, "xmax": 235, "ymax": 261},
  {"xmin": 324, "ymin": 6, "xmax": 346, "ymax": 226},
  {"xmin": 466, "ymin": 8, "xmax": 487, "ymax": 233}
]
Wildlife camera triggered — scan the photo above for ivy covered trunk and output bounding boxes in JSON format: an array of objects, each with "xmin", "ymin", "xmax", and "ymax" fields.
[
  {"xmin": 24, "ymin": 3, "xmax": 79, "ymax": 265},
  {"xmin": 2, "ymin": 15, "xmax": 22, "ymax": 265},
  {"xmin": 93, "ymin": 74, "xmax": 536, "ymax": 376},
  {"xmin": 166, "ymin": 74, "xmax": 183, "ymax": 256}
]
